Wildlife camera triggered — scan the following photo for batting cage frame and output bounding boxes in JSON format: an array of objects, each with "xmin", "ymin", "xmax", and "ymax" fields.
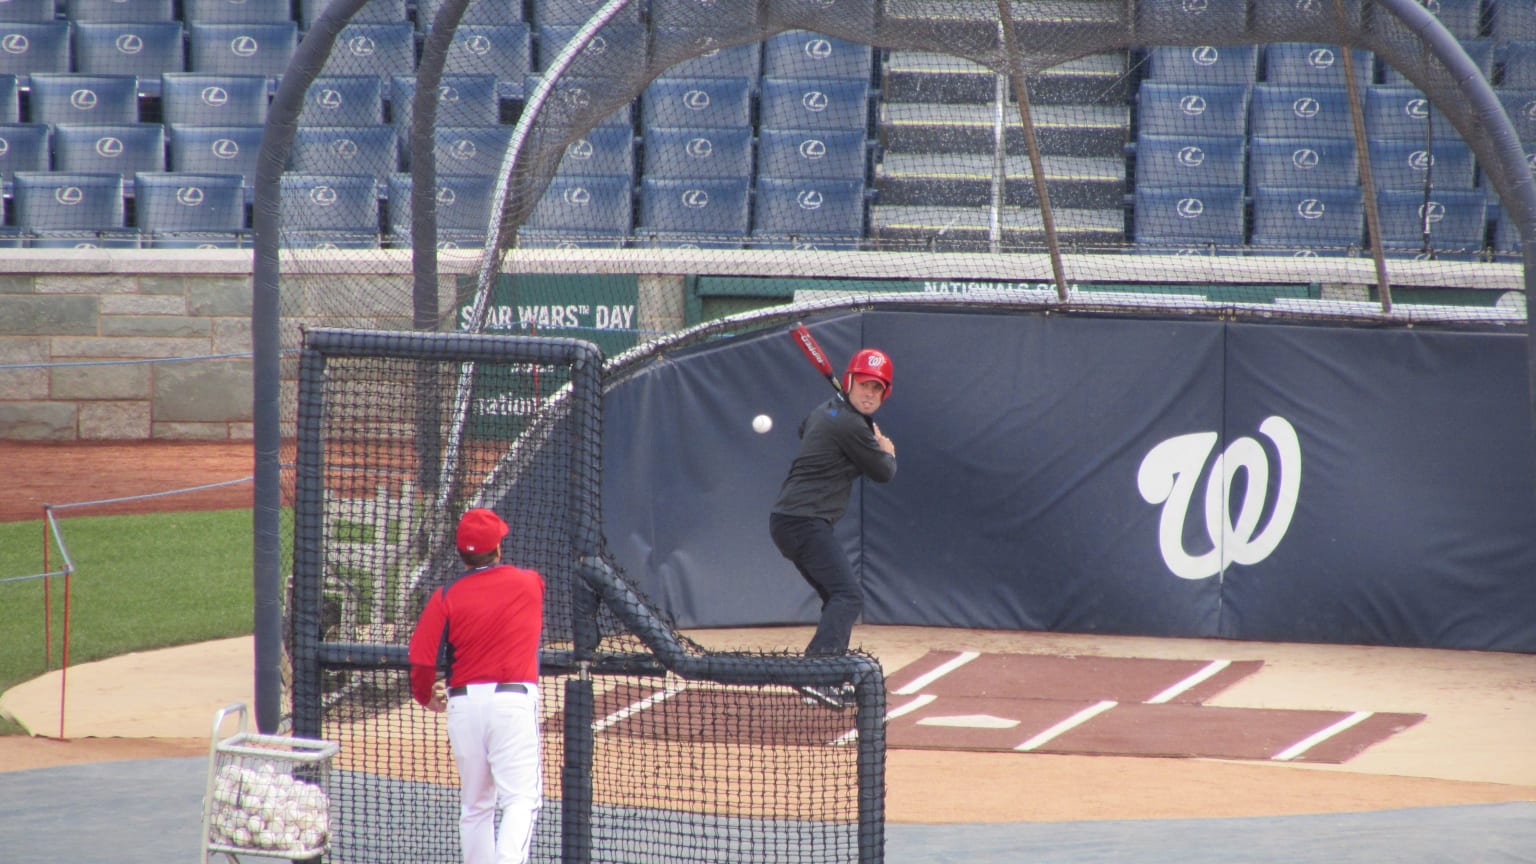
[{"xmin": 289, "ymin": 327, "xmax": 886, "ymax": 863}]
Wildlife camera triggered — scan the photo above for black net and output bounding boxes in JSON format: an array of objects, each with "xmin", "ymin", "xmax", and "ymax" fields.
[{"xmin": 289, "ymin": 327, "xmax": 885, "ymax": 864}]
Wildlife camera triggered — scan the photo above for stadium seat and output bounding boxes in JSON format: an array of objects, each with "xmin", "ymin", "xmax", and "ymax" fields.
[
  {"xmin": 1380, "ymin": 38, "xmax": 1492, "ymax": 87},
  {"xmin": 319, "ymin": 22, "xmax": 415, "ymax": 80},
  {"xmin": 53, "ymin": 123, "xmax": 165, "ymax": 180},
  {"xmin": 390, "ymin": 74, "xmax": 498, "ymax": 164},
  {"xmin": 161, "ymin": 74, "xmax": 270, "ymax": 126},
  {"xmin": 1247, "ymin": 137, "xmax": 1358, "ymax": 193},
  {"xmin": 534, "ymin": 23, "xmax": 648, "ymax": 78},
  {"xmin": 641, "ymin": 76, "xmax": 753, "ymax": 129},
  {"xmin": 1250, "ymin": 0, "xmax": 1360, "ymax": 42},
  {"xmin": 1375, "ymin": 188, "xmax": 1488, "ymax": 253},
  {"xmin": 642, "ymin": 127, "xmax": 753, "ymax": 180},
  {"xmin": 1363, "ymin": 85, "xmax": 1458, "ymax": 141},
  {"xmin": 0, "ymin": 0, "xmax": 57, "ymax": 21},
  {"xmin": 522, "ymin": 173, "xmax": 633, "ymax": 234},
  {"xmin": 384, "ymin": 172, "xmax": 495, "ymax": 246},
  {"xmin": 417, "ymin": 0, "xmax": 523, "ymax": 30},
  {"xmin": 1250, "ymin": 84, "xmax": 1354, "ymax": 138},
  {"xmin": 762, "ymin": 30, "xmax": 872, "ymax": 80},
  {"xmin": 188, "ymin": 22, "xmax": 298, "ymax": 77},
  {"xmin": 1366, "ymin": 139, "xmax": 1476, "ymax": 190},
  {"xmin": 1250, "ymin": 186, "xmax": 1364, "ymax": 251},
  {"xmin": 299, "ymin": 75, "xmax": 384, "ymax": 126},
  {"xmin": 0, "ymin": 124, "xmax": 51, "ymax": 190},
  {"xmin": 0, "ymin": 21, "xmax": 70, "ymax": 83},
  {"xmin": 1419, "ymin": 0, "xmax": 1483, "ymax": 40},
  {"xmin": 654, "ymin": 35, "xmax": 760, "ymax": 80},
  {"xmin": 278, "ymin": 173, "xmax": 381, "ymax": 248},
  {"xmin": 1133, "ymin": 134, "xmax": 1246, "ymax": 190},
  {"xmin": 183, "ymin": 0, "xmax": 293, "ymax": 24},
  {"xmin": 1493, "ymin": 209, "xmax": 1522, "ymax": 258},
  {"xmin": 291, "ymin": 124, "xmax": 398, "ymax": 180},
  {"xmin": 1495, "ymin": 2, "xmax": 1536, "ymax": 43},
  {"xmin": 756, "ymin": 128, "xmax": 866, "ymax": 180},
  {"xmin": 751, "ymin": 177, "xmax": 865, "ymax": 241},
  {"xmin": 443, "ymin": 23, "xmax": 531, "ymax": 99},
  {"xmin": 167, "ymin": 124, "xmax": 262, "ymax": 189},
  {"xmin": 1135, "ymin": 0, "xmax": 1247, "ymax": 44},
  {"xmin": 298, "ymin": 0, "xmax": 407, "ymax": 29},
  {"xmin": 433, "ymin": 124, "xmax": 515, "ymax": 175},
  {"xmin": 13, "ymin": 171, "xmax": 131, "ymax": 247},
  {"xmin": 638, "ymin": 176, "xmax": 749, "ymax": 239},
  {"xmin": 1504, "ymin": 41, "xmax": 1536, "ymax": 89},
  {"xmin": 1144, "ymin": 44, "xmax": 1260, "ymax": 84},
  {"xmin": 72, "ymin": 22, "xmax": 184, "ymax": 92},
  {"xmin": 28, "ymin": 73, "xmax": 139, "ymax": 124},
  {"xmin": 758, "ymin": 77, "xmax": 869, "ymax": 131},
  {"xmin": 1136, "ymin": 81, "xmax": 1250, "ymax": 137},
  {"xmin": 1132, "ymin": 186, "xmax": 1245, "ymax": 247},
  {"xmin": 1262, "ymin": 43, "xmax": 1374, "ymax": 91},
  {"xmin": 530, "ymin": 0, "xmax": 640, "ymax": 26},
  {"xmin": 555, "ymin": 124, "xmax": 633, "ymax": 177},
  {"xmin": 0, "ymin": 74, "xmax": 15, "ymax": 122},
  {"xmin": 133, "ymin": 171, "xmax": 246, "ymax": 247},
  {"xmin": 1498, "ymin": 89, "xmax": 1536, "ymax": 143},
  {"xmin": 65, "ymin": 0, "xmax": 173, "ymax": 21}
]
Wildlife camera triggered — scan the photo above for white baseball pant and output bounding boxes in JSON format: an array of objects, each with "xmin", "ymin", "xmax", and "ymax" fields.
[{"xmin": 446, "ymin": 683, "xmax": 542, "ymax": 864}]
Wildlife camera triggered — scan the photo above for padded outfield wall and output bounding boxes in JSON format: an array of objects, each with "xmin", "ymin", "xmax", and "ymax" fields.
[{"xmin": 602, "ymin": 307, "xmax": 1536, "ymax": 654}]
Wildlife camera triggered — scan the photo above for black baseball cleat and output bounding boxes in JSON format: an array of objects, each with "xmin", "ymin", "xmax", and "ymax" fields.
[{"xmin": 798, "ymin": 684, "xmax": 851, "ymax": 710}]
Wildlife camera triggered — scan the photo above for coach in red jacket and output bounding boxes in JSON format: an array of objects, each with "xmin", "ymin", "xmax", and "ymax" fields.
[{"xmin": 408, "ymin": 508, "xmax": 545, "ymax": 864}]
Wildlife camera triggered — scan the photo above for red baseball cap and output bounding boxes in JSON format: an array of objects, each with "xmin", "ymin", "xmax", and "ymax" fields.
[{"xmin": 456, "ymin": 508, "xmax": 508, "ymax": 554}]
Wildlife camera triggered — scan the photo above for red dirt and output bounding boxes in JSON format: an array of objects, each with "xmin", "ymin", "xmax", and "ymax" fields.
[{"xmin": 0, "ymin": 440, "xmax": 254, "ymax": 523}]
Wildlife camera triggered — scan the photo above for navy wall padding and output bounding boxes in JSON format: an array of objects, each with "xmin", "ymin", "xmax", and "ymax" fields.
[{"xmin": 601, "ymin": 309, "xmax": 1536, "ymax": 653}]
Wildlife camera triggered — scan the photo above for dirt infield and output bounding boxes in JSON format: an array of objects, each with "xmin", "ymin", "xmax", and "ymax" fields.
[{"xmin": 1, "ymin": 439, "xmax": 1533, "ymax": 826}]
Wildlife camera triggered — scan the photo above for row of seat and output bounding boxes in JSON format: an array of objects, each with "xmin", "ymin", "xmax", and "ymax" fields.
[
  {"xmin": 1145, "ymin": 40, "xmax": 1536, "ymax": 89},
  {"xmin": 1138, "ymin": 0, "xmax": 1536, "ymax": 44}
]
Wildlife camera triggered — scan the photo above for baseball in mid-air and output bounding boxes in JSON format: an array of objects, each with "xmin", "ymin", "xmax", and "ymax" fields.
[{"xmin": 752, "ymin": 414, "xmax": 773, "ymax": 434}]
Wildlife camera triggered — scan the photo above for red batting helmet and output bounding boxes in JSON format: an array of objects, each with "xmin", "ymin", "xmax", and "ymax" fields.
[{"xmin": 844, "ymin": 348, "xmax": 893, "ymax": 399}]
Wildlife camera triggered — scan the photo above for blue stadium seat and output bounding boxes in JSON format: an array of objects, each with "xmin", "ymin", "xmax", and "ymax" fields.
[
  {"xmin": 1132, "ymin": 186, "xmax": 1245, "ymax": 247},
  {"xmin": 1136, "ymin": 81, "xmax": 1250, "ymax": 137},
  {"xmin": 28, "ymin": 73, "xmax": 139, "ymax": 123},
  {"xmin": 300, "ymin": 75, "xmax": 384, "ymax": 126},
  {"xmin": 1504, "ymin": 41, "xmax": 1536, "ymax": 89},
  {"xmin": 1495, "ymin": 2, "xmax": 1536, "ymax": 43},
  {"xmin": 1493, "ymin": 209, "xmax": 1522, "ymax": 258},
  {"xmin": 444, "ymin": 23, "xmax": 531, "ymax": 98},
  {"xmin": 0, "ymin": 124, "xmax": 51, "ymax": 190},
  {"xmin": 1366, "ymin": 139, "xmax": 1476, "ymax": 190},
  {"xmin": 1363, "ymin": 85, "xmax": 1458, "ymax": 141},
  {"xmin": 1135, "ymin": 0, "xmax": 1247, "ymax": 44},
  {"xmin": 1250, "ymin": 0, "xmax": 1360, "ymax": 42},
  {"xmin": 188, "ymin": 22, "xmax": 298, "ymax": 77},
  {"xmin": 0, "ymin": 21, "xmax": 70, "ymax": 83},
  {"xmin": 534, "ymin": 23, "xmax": 648, "ymax": 77},
  {"xmin": 1144, "ymin": 44, "xmax": 1259, "ymax": 84},
  {"xmin": 167, "ymin": 124, "xmax": 261, "ymax": 189},
  {"xmin": 53, "ymin": 123, "xmax": 165, "ymax": 180},
  {"xmin": 13, "ymin": 171, "xmax": 132, "ymax": 247},
  {"xmin": 183, "ymin": 0, "xmax": 293, "ymax": 24},
  {"xmin": 133, "ymin": 171, "xmax": 246, "ymax": 247},
  {"xmin": 641, "ymin": 76, "xmax": 753, "ymax": 129},
  {"xmin": 1134, "ymin": 134, "xmax": 1246, "ymax": 190},
  {"xmin": 298, "ymin": 0, "xmax": 407, "ymax": 29},
  {"xmin": 522, "ymin": 174, "xmax": 633, "ymax": 234},
  {"xmin": 1247, "ymin": 137, "xmax": 1358, "ymax": 193},
  {"xmin": 1380, "ymin": 38, "xmax": 1491, "ymax": 87},
  {"xmin": 384, "ymin": 172, "xmax": 495, "ymax": 247},
  {"xmin": 0, "ymin": 74, "xmax": 15, "ymax": 122},
  {"xmin": 643, "ymin": 127, "xmax": 753, "ymax": 180},
  {"xmin": 522, "ymin": 74, "xmax": 634, "ymax": 130},
  {"xmin": 759, "ymin": 77, "xmax": 868, "ymax": 131},
  {"xmin": 639, "ymin": 176, "xmax": 748, "ymax": 237},
  {"xmin": 751, "ymin": 177, "xmax": 864, "ymax": 241},
  {"xmin": 1414, "ymin": 0, "xmax": 1485, "ymax": 40},
  {"xmin": 278, "ymin": 174, "xmax": 381, "ymax": 248},
  {"xmin": 1498, "ymin": 89, "xmax": 1536, "ymax": 143},
  {"xmin": 319, "ymin": 22, "xmax": 414, "ymax": 79},
  {"xmin": 417, "ymin": 0, "xmax": 523, "ymax": 30},
  {"xmin": 654, "ymin": 36, "xmax": 760, "ymax": 80},
  {"xmin": 433, "ymin": 124, "xmax": 515, "ymax": 175},
  {"xmin": 1375, "ymin": 188, "xmax": 1488, "ymax": 253},
  {"xmin": 291, "ymin": 125, "xmax": 398, "ymax": 180},
  {"xmin": 756, "ymin": 128, "xmax": 866, "ymax": 180},
  {"xmin": 1263, "ymin": 43, "xmax": 1374, "ymax": 91},
  {"xmin": 1250, "ymin": 186, "xmax": 1364, "ymax": 251},
  {"xmin": 72, "ymin": 22, "xmax": 184, "ymax": 92},
  {"xmin": 1250, "ymin": 84, "xmax": 1354, "ymax": 138},
  {"xmin": 762, "ymin": 30, "xmax": 871, "ymax": 80},
  {"xmin": 66, "ymin": 0, "xmax": 173, "ymax": 21},
  {"xmin": 530, "ymin": 0, "xmax": 640, "ymax": 26},
  {"xmin": 390, "ymin": 74, "xmax": 498, "ymax": 165},
  {"xmin": 161, "ymin": 74, "xmax": 270, "ymax": 126},
  {"xmin": 0, "ymin": 0, "xmax": 57, "ymax": 21},
  {"xmin": 555, "ymin": 125, "xmax": 633, "ymax": 177}
]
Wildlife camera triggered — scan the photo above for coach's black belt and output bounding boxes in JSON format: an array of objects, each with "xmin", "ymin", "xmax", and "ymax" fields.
[{"xmin": 447, "ymin": 682, "xmax": 530, "ymax": 697}]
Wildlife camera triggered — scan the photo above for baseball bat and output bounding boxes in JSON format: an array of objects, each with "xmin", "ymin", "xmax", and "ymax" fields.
[{"xmin": 789, "ymin": 322, "xmax": 846, "ymax": 399}]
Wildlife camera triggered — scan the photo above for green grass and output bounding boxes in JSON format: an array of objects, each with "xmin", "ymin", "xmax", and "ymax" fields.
[{"xmin": 0, "ymin": 509, "xmax": 255, "ymax": 735}]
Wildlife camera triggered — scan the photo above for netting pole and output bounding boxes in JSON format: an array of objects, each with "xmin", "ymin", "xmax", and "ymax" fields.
[
  {"xmin": 41, "ymin": 510, "xmax": 50, "ymax": 671},
  {"xmin": 1337, "ymin": 2, "xmax": 1393, "ymax": 312},
  {"xmin": 996, "ymin": 0, "xmax": 1069, "ymax": 299}
]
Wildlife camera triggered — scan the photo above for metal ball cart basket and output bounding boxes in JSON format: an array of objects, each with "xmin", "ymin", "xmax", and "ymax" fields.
[{"xmin": 201, "ymin": 702, "xmax": 340, "ymax": 863}]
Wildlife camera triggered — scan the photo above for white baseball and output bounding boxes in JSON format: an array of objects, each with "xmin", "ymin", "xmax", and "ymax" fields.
[{"xmin": 752, "ymin": 414, "xmax": 773, "ymax": 434}]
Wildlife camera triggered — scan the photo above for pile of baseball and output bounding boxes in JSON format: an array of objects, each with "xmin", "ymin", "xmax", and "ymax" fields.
[{"xmin": 207, "ymin": 761, "xmax": 331, "ymax": 852}]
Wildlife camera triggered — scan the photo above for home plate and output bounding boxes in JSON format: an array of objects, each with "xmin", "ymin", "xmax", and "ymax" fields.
[{"xmin": 917, "ymin": 714, "xmax": 1021, "ymax": 729}]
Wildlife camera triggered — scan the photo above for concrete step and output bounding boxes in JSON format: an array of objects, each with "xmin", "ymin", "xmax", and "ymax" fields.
[
  {"xmin": 882, "ymin": 50, "xmax": 1130, "ymax": 105},
  {"xmin": 870, "ymin": 203, "xmax": 1126, "ymax": 250},
  {"xmin": 874, "ymin": 151, "xmax": 1125, "ymax": 208},
  {"xmin": 878, "ymin": 101, "xmax": 1130, "ymax": 156}
]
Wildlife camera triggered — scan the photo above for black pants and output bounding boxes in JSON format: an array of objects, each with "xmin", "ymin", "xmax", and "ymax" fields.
[{"xmin": 769, "ymin": 512, "xmax": 862, "ymax": 655}]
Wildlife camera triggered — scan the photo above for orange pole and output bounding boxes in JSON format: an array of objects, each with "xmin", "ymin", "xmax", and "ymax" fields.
[
  {"xmin": 58, "ymin": 569, "xmax": 70, "ymax": 739},
  {"xmin": 42, "ymin": 507, "xmax": 51, "ymax": 670}
]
